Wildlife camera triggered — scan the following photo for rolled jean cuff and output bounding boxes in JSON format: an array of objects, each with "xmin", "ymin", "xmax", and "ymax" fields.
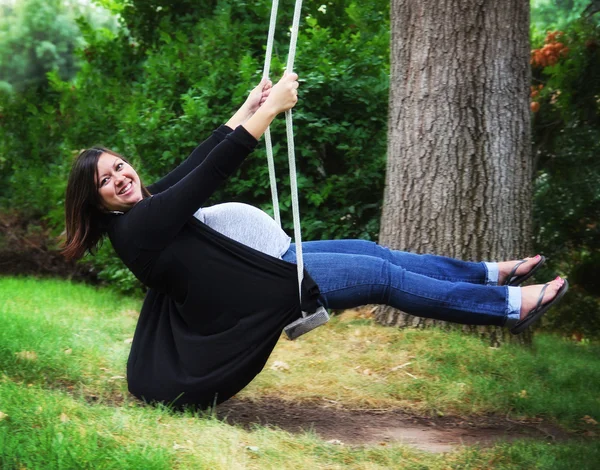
[
  {"xmin": 504, "ymin": 286, "xmax": 521, "ymax": 328},
  {"xmin": 484, "ymin": 262, "xmax": 499, "ymax": 286}
]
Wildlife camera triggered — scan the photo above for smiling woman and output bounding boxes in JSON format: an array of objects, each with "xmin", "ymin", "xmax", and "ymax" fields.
[
  {"xmin": 96, "ymin": 152, "xmax": 144, "ymax": 211},
  {"xmin": 62, "ymin": 147, "xmax": 152, "ymax": 261}
]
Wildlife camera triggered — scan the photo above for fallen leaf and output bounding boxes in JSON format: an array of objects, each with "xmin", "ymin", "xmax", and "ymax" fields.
[
  {"xmin": 582, "ymin": 415, "xmax": 598, "ymax": 425},
  {"xmin": 0, "ymin": 411, "xmax": 7, "ymax": 421},
  {"xmin": 270, "ymin": 361, "xmax": 289, "ymax": 372},
  {"xmin": 64, "ymin": 349, "xmax": 72, "ymax": 355},
  {"xmin": 60, "ymin": 413, "xmax": 69, "ymax": 423},
  {"xmin": 362, "ymin": 369, "xmax": 373, "ymax": 376},
  {"xmin": 109, "ymin": 376, "xmax": 125, "ymax": 380},
  {"xmin": 519, "ymin": 390, "xmax": 528, "ymax": 398},
  {"xmin": 271, "ymin": 360, "xmax": 290, "ymax": 370},
  {"xmin": 326, "ymin": 439, "xmax": 344, "ymax": 445},
  {"xmin": 390, "ymin": 362, "xmax": 412, "ymax": 371},
  {"xmin": 245, "ymin": 446, "xmax": 260, "ymax": 453},
  {"xmin": 15, "ymin": 351, "xmax": 37, "ymax": 361},
  {"xmin": 124, "ymin": 338, "xmax": 133, "ymax": 344}
]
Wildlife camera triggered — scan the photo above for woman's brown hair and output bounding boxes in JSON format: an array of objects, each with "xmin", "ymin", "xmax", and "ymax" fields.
[{"xmin": 62, "ymin": 147, "xmax": 150, "ymax": 261}]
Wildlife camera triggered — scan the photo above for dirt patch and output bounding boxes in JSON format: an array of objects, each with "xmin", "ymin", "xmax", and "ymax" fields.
[
  {"xmin": 218, "ymin": 397, "xmax": 571, "ymax": 453},
  {"xmin": 40, "ymin": 379, "xmax": 576, "ymax": 453}
]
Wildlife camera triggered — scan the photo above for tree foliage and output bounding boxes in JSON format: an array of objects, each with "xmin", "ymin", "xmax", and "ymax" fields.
[
  {"xmin": 0, "ymin": 0, "xmax": 389, "ymax": 293},
  {"xmin": 530, "ymin": 16, "xmax": 600, "ymax": 337},
  {"xmin": 531, "ymin": 0, "xmax": 593, "ymax": 30},
  {"xmin": 0, "ymin": 0, "xmax": 117, "ymax": 92}
]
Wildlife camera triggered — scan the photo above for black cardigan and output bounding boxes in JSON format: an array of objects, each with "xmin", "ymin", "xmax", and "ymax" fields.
[{"xmin": 106, "ymin": 125, "xmax": 321, "ymax": 408}]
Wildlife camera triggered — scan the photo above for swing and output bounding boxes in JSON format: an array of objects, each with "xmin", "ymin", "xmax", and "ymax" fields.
[{"xmin": 261, "ymin": 0, "xmax": 330, "ymax": 340}]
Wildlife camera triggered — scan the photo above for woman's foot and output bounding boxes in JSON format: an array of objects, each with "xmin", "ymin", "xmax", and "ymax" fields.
[
  {"xmin": 498, "ymin": 255, "xmax": 544, "ymax": 286},
  {"xmin": 519, "ymin": 277, "xmax": 565, "ymax": 320}
]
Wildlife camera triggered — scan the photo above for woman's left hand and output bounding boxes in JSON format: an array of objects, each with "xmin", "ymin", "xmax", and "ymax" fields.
[
  {"xmin": 225, "ymin": 79, "xmax": 273, "ymax": 130},
  {"xmin": 244, "ymin": 79, "xmax": 272, "ymax": 114}
]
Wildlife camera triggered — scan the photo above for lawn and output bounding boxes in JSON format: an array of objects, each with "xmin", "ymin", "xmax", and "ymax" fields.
[{"xmin": 0, "ymin": 277, "xmax": 598, "ymax": 469}]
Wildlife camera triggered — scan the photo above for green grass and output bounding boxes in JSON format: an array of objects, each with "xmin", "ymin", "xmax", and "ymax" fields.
[
  {"xmin": 0, "ymin": 277, "xmax": 138, "ymax": 404},
  {"xmin": 248, "ymin": 311, "xmax": 600, "ymax": 429},
  {"xmin": 1, "ymin": 277, "xmax": 599, "ymax": 469}
]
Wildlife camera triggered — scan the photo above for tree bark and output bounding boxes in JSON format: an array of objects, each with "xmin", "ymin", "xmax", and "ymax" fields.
[{"xmin": 376, "ymin": 0, "xmax": 533, "ymax": 346}]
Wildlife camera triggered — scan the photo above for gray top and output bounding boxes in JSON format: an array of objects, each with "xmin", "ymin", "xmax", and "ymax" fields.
[{"xmin": 194, "ymin": 203, "xmax": 291, "ymax": 259}]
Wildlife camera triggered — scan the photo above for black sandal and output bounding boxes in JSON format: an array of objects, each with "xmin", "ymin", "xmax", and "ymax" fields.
[
  {"xmin": 504, "ymin": 255, "xmax": 546, "ymax": 286},
  {"xmin": 510, "ymin": 279, "xmax": 568, "ymax": 335}
]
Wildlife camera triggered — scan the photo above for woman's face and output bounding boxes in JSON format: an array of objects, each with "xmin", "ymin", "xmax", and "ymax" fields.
[{"xmin": 96, "ymin": 152, "xmax": 143, "ymax": 212}]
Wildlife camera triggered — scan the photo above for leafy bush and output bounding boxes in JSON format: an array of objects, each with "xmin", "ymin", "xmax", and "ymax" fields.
[
  {"xmin": 531, "ymin": 18, "xmax": 600, "ymax": 338},
  {"xmin": 90, "ymin": 241, "xmax": 146, "ymax": 296}
]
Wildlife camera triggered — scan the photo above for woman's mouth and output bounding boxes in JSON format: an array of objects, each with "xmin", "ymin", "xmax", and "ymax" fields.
[{"xmin": 119, "ymin": 182, "xmax": 132, "ymax": 195}]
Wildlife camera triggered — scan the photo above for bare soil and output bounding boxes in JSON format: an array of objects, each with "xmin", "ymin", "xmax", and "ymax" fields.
[{"xmin": 218, "ymin": 397, "xmax": 571, "ymax": 453}]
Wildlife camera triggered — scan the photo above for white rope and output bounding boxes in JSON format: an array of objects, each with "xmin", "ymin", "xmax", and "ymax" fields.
[
  {"xmin": 262, "ymin": 0, "xmax": 281, "ymax": 227},
  {"xmin": 261, "ymin": 0, "xmax": 306, "ymax": 307},
  {"xmin": 285, "ymin": 0, "xmax": 305, "ymax": 306}
]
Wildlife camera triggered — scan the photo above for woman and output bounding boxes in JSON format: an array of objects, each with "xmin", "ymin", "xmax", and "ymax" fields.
[{"xmin": 63, "ymin": 74, "xmax": 568, "ymax": 408}]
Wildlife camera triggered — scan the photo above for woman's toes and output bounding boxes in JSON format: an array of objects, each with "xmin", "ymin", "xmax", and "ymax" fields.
[
  {"xmin": 516, "ymin": 255, "xmax": 541, "ymax": 276},
  {"xmin": 544, "ymin": 277, "xmax": 564, "ymax": 301},
  {"xmin": 501, "ymin": 255, "xmax": 542, "ymax": 285},
  {"xmin": 520, "ymin": 277, "xmax": 564, "ymax": 319}
]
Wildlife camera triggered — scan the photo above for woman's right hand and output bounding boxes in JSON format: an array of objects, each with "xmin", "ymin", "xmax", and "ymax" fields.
[
  {"xmin": 263, "ymin": 73, "xmax": 299, "ymax": 115},
  {"xmin": 241, "ymin": 73, "xmax": 300, "ymax": 140}
]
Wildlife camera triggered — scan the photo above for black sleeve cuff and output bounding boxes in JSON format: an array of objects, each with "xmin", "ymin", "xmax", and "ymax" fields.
[
  {"xmin": 227, "ymin": 125, "xmax": 259, "ymax": 151},
  {"xmin": 215, "ymin": 125, "xmax": 232, "ymax": 139}
]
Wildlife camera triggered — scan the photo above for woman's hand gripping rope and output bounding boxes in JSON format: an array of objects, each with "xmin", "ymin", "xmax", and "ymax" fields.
[{"xmin": 242, "ymin": 73, "xmax": 299, "ymax": 140}]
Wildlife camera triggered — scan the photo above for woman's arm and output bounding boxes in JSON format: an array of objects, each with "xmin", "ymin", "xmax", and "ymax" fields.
[
  {"xmin": 242, "ymin": 73, "xmax": 298, "ymax": 140},
  {"xmin": 128, "ymin": 127, "xmax": 257, "ymax": 249},
  {"xmin": 225, "ymin": 79, "xmax": 272, "ymax": 129},
  {"xmin": 148, "ymin": 79, "xmax": 274, "ymax": 194},
  {"xmin": 147, "ymin": 125, "xmax": 232, "ymax": 194},
  {"xmin": 126, "ymin": 74, "xmax": 300, "ymax": 249}
]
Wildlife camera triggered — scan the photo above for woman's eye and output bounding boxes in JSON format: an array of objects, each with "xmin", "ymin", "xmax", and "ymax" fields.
[
  {"xmin": 116, "ymin": 163, "xmax": 124, "ymax": 171},
  {"xmin": 100, "ymin": 177, "xmax": 109, "ymax": 187}
]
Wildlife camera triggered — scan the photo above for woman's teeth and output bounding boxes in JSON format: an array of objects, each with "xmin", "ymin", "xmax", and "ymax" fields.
[{"xmin": 120, "ymin": 182, "xmax": 132, "ymax": 195}]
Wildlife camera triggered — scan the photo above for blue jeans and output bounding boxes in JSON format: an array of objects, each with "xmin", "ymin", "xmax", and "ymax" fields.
[{"xmin": 282, "ymin": 240, "xmax": 520, "ymax": 327}]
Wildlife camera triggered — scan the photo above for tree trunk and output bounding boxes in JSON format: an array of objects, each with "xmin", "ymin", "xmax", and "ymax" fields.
[{"xmin": 376, "ymin": 0, "xmax": 533, "ymax": 346}]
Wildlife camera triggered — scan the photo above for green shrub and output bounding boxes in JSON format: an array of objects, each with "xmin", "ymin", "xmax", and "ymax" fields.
[{"xmin": 531, "ymin": 18, "xmax": 600, "ymax": 337}]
